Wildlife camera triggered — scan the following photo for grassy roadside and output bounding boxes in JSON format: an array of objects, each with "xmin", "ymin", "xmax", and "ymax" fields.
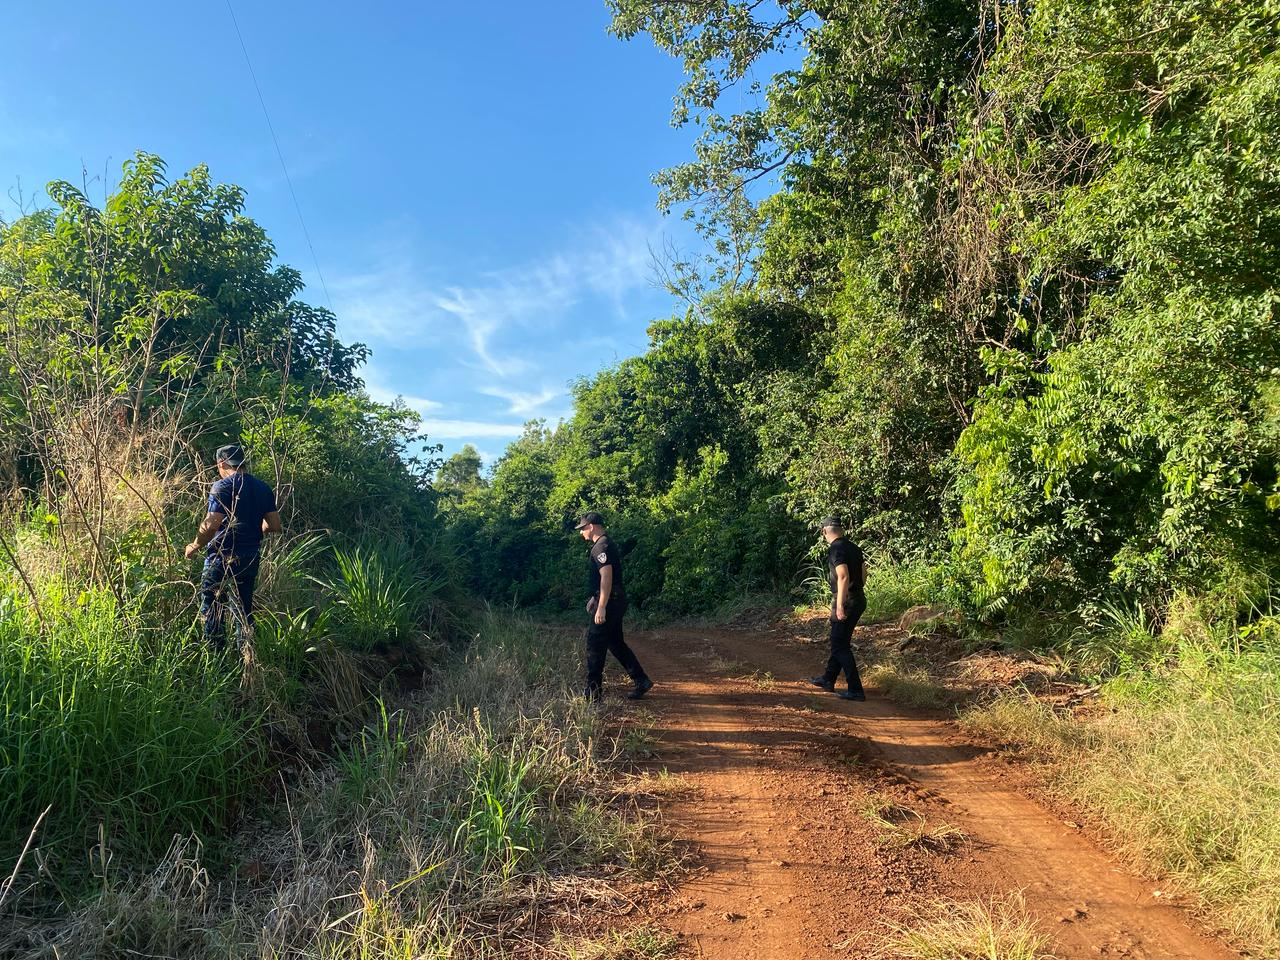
[
  {"xmin": 855, "ymin": 568, "xmax": 1280, "ymax": 956},
  {"xmin": 3, "ymin": 610, "xmax": 680, "ymax": 959},
  {"xmin": 960, "ymin": 648, "xmax": 1280, "ymax": 953}
]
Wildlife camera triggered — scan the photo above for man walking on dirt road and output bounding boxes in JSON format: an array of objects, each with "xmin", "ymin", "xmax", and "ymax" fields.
[
  {"xmin": 185, "ymin": 444, "xmax": 282, "ymax": 650},
  {"xmin": 576, "ymin": 511, "xmax": 653, "ymax": 702},
  {"xmin": 808, "ymin": 517, "xmax": 867, "ymax": 701}
]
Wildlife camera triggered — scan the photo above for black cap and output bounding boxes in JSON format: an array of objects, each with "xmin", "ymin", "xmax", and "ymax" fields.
[
  {"xmin": 820, "ymin": 516, "xmax": 843, "ymax": 530},
  {"xmin": 574, "ymin": 511, "xmax": 605, "ymax": 530},
  {"xmin": 216, "ymin": 444, "xmax": 247, "ymax": 467}
]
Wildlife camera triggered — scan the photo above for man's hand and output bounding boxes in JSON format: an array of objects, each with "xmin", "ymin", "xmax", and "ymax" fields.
[
  {"xmin": 594, "ymin": 606, "xmax": 607, "ymax": 625},
  {"xmin": 836, "ymin": 605, "xmax": 847, "ymax": 621},
  {"xmin": 187, "ymin": 512, "xmax": 223, "ymax": 560}
]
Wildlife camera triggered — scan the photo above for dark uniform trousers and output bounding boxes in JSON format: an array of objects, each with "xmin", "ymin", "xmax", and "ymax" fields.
[
  {"xmin": 585, "ymin": 597, "xmax": 648, "ymax": 697},
  {"xmin": 822, "ymin": 598, "xmax": 866, "ymax": 695},
  {"xmin": 201, "ymin": 553, "xmax": 260, "ymax": 650}
]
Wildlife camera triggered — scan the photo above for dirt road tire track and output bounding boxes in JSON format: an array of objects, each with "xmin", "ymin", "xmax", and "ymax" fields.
[{"xmin": 621, "ymin": 622, "xmax": 1239, "ymax": 960}]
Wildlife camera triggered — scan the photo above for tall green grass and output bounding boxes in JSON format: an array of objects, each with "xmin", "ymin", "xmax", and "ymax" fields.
[
  {"xmin": 322, "ymin": 540, "xmax": 449, "ymax": 654},
  {"xmin": 0, "ymin": 584, "xmax": 261, "ymax": 871},
  {"xmin": 863, "ymin": 558, "xmax": 949, "ymax": 623}
]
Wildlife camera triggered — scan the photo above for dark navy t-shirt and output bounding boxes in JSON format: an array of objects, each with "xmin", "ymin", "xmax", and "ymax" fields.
[{"xmin": 207, "ymin": 472, "xmax": 277, "ymax": 558}]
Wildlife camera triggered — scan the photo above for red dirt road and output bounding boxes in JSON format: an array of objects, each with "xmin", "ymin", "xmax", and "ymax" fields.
[{"xmin": 625, "ymin": 621, "xmax": 1240, "ymax": 960}]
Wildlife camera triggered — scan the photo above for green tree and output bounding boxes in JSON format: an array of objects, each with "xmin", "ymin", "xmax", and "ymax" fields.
[{"xmin": 437, "ymin": 444, "xmax": 484, "ymax": 490}]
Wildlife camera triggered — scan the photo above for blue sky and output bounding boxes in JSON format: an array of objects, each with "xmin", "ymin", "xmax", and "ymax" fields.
[{"xmin": 0, "ymin": 2, "xmax": 716, "ymax": 465}]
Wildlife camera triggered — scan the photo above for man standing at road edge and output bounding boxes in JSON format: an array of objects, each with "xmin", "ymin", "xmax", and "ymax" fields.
[
  {"xmin": 185, "ymin": 444, "xmax": 282, "ymax": 649},
  {"xmin": 576, "ymin": 511, "xmax": 653, "ymax": 701},
  {"xmin": 808, "ymin": 516, "xmax": 867, "ymax": 701}
]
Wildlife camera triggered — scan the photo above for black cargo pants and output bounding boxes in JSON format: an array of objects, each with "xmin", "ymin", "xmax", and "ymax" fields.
[
  {"xmin": 585, "ymin": 597, "xmax": 649, "ymax": 699},
  {"xmin": 821, "ymin": 598, "xmax": 866, "ymax": 695}
]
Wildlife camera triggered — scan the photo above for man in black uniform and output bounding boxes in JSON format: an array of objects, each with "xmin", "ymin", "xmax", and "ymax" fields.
[
  {"xmin": 575, "ymin": 511, "xmax": 653, "ymax": 702},
  {"xmin": 808, "ymin": 517, "xmax": 867, "ymax": 701}
]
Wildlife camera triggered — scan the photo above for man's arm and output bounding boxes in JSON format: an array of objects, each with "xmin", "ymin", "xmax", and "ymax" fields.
[
  {"xmin": 262, "ymin": 511, "xmax": 283, "ymax": 535},
  {"xmin": 835, "ymin": 563, "xmax": 850, "ymax": 620},
  {"xmin": 595, "ymin": 565, "xmax": 612, "ymax": 624},
  {"xmin": 184, "ymin": 512, "xmax": 225, "ymax": 559}
]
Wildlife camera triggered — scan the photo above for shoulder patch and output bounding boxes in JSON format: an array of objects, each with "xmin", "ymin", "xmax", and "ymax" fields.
[{"xmin": 595, "ymin": 552, "xmax": 609, "ymax": 564}]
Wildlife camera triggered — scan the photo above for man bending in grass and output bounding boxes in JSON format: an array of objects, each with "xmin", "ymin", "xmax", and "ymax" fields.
[
  {"xmin": 808, "ymin": 516, "xmax": 867, "ymax": 701},
  {"xmin": 185, "ymin": 444, "xmax": 282, "ymax": 649}
]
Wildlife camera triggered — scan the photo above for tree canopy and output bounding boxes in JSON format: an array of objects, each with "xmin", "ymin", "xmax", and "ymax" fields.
[{"xmin": 450, "ymin": 0, "xmax": 1280, "ymax": 622}]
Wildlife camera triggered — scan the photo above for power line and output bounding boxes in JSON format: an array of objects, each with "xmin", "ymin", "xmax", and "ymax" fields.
[{"xmin": 224, "ymin": 0, "xmax": 334, "ymax": 312}]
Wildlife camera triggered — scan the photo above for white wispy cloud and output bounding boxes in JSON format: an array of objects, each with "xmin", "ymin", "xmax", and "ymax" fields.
[
  {"xmin": 331, "ymin": 262, "xmax": 444, "ymax": 344},
  {"xmin": 420, "ymin": 418, "xmax": 527, "ymax": 439},
  {"xmin": 330, "ymin": 216, "xmax": 660, "ymax": 376},
  {"xmin": 326, "ymin": 215, "xmax": 673, "ymax": 453},
  {"xmin": 479, "ymin": 385, "xmax": 563, "ymax": 415}
]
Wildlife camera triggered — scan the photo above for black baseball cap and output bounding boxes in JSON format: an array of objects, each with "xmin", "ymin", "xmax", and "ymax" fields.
[
  {"xmin": 216, "ymin": 444, "xmax": 247, "ymax": 467},
  {"xmin": 820, "ymin": 516, "xmax": 843, "ymax": 530},
  {"xmin": 574, "ymin": 511, "xmax": 605, "ymax": 530}
]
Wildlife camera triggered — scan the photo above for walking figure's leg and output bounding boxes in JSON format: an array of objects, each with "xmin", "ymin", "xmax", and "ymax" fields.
[
  {"xmin": 584, "ymin": 627, "xmax": 608, "ymax": 701},
  {"xmin": 823, "ymin": 612, "xmax": 844, "ymax": 685},
  {"xmin": 833, "ymin": 605, "xmax": 866, "ymax": 696},
  {"xmin": 607, "ymin": 627, "xmax": 649, "ymax": 685},
  {"xmin": 230, "ymin": 555, "xmax": 261, "ymax": 649},
  {"xmin": 200, "ymin": 557, "xmax": 228, "ymax": 650}
]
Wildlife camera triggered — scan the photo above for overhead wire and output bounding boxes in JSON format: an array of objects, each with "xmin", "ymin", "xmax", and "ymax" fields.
[{"xmin": 224, "ymin": 0, "xmax": 334, "ymax": 312}]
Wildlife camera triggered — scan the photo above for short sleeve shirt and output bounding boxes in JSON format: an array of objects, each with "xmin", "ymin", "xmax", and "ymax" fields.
[
  {"xmin": 585, "ymin": 535, "xmax": 626, "ymax": 601},
  {"xmin": 207, "ymin": 472, "xmax": 277, "ymax": 559},
  {"xmin": 827, "ymin": 537, "xmax": 865, "ymax": 603}
]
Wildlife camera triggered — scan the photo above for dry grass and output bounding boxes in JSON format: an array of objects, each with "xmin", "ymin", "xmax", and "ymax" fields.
[
  {"xmin": 3, "ymin": 612, "xmax": 676, "ymax": 959},
  {"xmin": 865, "ymin": 659, "xmax": 958, "ymax": 710},
  {"xmin": 553, "ymin": 926, "xmax": 681, "ymax": 959},
  {"xmin": 617, "ymin": 769, "xmax": 698, "ymax": 800},
  {"xmin": 685, "ymin": 639, "xmax": 746, "ymax": 674},
  {"xmin": 863, "ymin": 800, "xmax": 969, "ymax": 854},
  {"xmin": 738, "ymin": 668, "xmax": 777, "ymax": 689},
  {"xmin": 883, "ymin": 891, "xmax": 1056, "ymax": 960},
  {"xmin": 962, "ymin": 656, "xmax": 1280, "ymax": 954},
  {"xmin": 9, "ymin": 416, "xmax": 192, "ymax": 595}
]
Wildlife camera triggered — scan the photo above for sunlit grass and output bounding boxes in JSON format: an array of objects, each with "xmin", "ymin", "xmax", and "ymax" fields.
[
  {"xmin": 962, "ymin": 639, "xmax": 1280, "ymax": 952},
  {"xmin": 885, "ymin": 892, "xmax": 1055, "ymax": 960}
]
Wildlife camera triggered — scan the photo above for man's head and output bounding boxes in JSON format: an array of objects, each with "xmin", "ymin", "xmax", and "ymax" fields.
[
  {"xmin": 574, "ymin": 511, "xmax": 606, "ymax": 541},
  {"xmin": 215, "ymin": 444, "xmax": 248, "ymax": 478},
  {"xmin": 820, "ymin": 516, "xmax": 844, "ymax": 544}
]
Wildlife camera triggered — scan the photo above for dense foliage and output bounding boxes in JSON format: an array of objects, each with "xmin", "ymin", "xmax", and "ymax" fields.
[
  {"xmin": 0, "ymin": 154, "xmax": 455, "ymax": 873},
  {"xmin": 453, "ymin": 0, "xmax": 1280, "ymax": 625},
  {"xmin": 0, "ymin": 156, "xmax": 668, "ymax": 960}
]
